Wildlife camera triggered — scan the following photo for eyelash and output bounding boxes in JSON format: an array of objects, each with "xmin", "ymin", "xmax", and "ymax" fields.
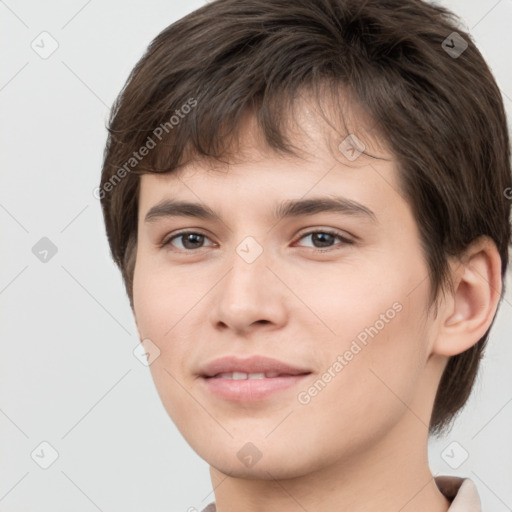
[{"xmin": 160, "ymin": 229, "xmax": 354, "ymax": 253}]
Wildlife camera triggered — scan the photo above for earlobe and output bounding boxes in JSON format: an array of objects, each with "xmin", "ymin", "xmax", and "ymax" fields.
[{"xmin": 433, "ymin": 236, "xmax": 502, "ymax": 357}]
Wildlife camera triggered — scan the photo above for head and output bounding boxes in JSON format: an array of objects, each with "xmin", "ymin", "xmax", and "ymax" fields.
[{"xmin": 99, "ymin": 0, "xmax": 511, "ymax": 476}]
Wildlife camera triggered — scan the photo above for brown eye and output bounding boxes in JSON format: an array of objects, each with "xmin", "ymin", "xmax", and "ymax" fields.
[
  {"xmin": 296, "ymin": 230, "xmax": 353, "ymax": 251},
  {"xmin": 163, "ymin": 231, "xmax": 213, "ymax": 251}
]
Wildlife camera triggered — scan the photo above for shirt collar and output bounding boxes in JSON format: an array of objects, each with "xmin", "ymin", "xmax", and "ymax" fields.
[
  {"xmin": 435, "ymin": 476, "xmax": 482, "ymax": 511},
  {"xmin": 201, "ymin": 476, "xmax": 482, "ymax": 512}
]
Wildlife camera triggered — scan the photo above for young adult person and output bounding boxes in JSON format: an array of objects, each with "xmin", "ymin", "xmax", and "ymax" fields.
[{"xmin": 99, "ymin": 1, "xmax": 511, "ymax": 510}]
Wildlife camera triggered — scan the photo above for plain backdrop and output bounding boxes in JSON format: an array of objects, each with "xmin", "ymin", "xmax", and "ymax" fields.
[{"xmin": 1, "ymin": 1, "xmax": 511, "ymax": 511}]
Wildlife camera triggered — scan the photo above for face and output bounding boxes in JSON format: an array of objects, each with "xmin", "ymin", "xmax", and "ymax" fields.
[{"xmin": 132, "ymin": 101, "xmax": 444, "ymax": 480}]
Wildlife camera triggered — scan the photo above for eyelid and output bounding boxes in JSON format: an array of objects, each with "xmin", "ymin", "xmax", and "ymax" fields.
[
  {"xmin": 292, "ymin": 228, "xmax": 354, "ymax": 250},
  {"xmin": 294, "ymin": 226, "xmax": 354, "ymax": 242},
  {"xmin": 161, "ymin": 227, "xmax": 354, "ymax": 252},
  {"xmin": 160, "ymin": 229, "xmax": 215, "ymax": 249}
]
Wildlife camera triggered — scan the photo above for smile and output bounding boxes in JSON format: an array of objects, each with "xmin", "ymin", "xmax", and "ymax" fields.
[{"xmin": 215, "ymin": 371, "xmax": 284, "ymax": 379}]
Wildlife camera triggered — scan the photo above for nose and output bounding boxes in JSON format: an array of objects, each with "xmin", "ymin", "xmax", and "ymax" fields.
[{"xmin": 208, "ymin": 238, "xmax": 288, "ymax": 336}]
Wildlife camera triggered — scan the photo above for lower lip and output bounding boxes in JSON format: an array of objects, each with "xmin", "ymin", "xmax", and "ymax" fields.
[{"xmin": 201, "ymin": 374, "xmax": 311, "ymax": 402}]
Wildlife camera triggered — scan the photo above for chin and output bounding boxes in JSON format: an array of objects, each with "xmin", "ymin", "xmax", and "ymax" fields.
[
  {"xmin": 194, "ymin": 437, "xmax": 323, "ymax": 481},
  {"xmin": 208, "ymin": 456, "xmax": 312, "ymax": 480}
]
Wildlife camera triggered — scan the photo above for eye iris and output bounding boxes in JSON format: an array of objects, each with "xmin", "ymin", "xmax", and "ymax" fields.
[
  {"xmin": 172, "ymin": 232, "xmax": 340, "ymax": 250},
  {"xmin": 182, "ymin": 233, "xmax": 204, "ymax": 249},
  {"xmin": 312, "ymin": 232, "xmax": 335, "ymax": 247}
]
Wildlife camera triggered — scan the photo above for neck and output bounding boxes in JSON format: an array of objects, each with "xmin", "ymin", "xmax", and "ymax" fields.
[{"xmin": 209, "ymin": 414, "xmax": 451, "ymax": 512}]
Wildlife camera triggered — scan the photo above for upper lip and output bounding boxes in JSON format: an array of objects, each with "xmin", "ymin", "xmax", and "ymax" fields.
[{"xmin": 199, "ymin": 355, "xmax": 312, "ymax": 378}]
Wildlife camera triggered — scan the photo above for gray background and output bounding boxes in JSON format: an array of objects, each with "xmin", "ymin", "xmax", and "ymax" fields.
[{"xmin": 1, "ymin": 1, "xmax": 511, "ymax": 511}]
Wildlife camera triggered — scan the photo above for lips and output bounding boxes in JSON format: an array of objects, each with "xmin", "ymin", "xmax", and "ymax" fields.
[
  {"xmin": 199, "ymin": 355, "xmax": 312, "ymax": 402},
  {"xmin": 200, "ymin": 355, "xmax": 311, "ymax": 379},
  {"xmin": 216, "ymin": 371, "xmax": 281, "ymax": 379}
]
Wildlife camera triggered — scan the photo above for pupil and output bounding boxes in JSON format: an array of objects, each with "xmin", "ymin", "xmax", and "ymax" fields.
[
  {"xmin": 184, "ymin": 234, "xmax": 203, "ymax": 249},
  {"xmin": 314, "ymin": 233, "xmax": 333, "ymax": 247}
]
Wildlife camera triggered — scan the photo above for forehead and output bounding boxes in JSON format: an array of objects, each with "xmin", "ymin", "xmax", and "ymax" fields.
[
  {"xmin": 137, "ymin": 92, "xmax": 400, "ymax": 223},
  {"xmin": 153, "ymin": 85, "xmax": 392, "ymax": 176},
  {"xmin": 138, "ymin": 157, "xmax": 402, "ymax": 240}
]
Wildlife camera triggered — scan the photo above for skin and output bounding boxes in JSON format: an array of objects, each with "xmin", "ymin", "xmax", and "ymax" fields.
[{"xmin": 132, "ymin": 97, "xmax": 502, "ymax": 512}]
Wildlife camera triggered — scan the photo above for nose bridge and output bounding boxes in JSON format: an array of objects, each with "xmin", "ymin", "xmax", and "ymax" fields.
[
  {"xmin": 225, "ymin": 234, "xmax": 269, "ymax": 302},
  {"xmin": 235, "ymin": 235, "xmax": 266, "ymax": 267},
  {"xmin": 210, "ymin": 234, "xmax": 283, "ymax": 330}
]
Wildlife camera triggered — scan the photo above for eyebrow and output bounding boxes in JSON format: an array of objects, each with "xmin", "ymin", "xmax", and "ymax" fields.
[{"xmin": 144, "ymin": 196, "xmax": 377, "ymax": 224}]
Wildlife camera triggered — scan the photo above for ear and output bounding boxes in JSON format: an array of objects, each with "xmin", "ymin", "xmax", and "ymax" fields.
[{"xmin": 432, "ymin": 236, "xmax": 503, "ymax": 357}]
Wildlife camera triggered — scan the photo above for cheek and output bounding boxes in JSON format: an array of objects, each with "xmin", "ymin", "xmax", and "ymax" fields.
[
  {"xmin": 133, "ymin": 251, "xmax": 205, "ymax": 341},
  {"xmin": 132, "ymin": 254, "xmax": 209, "ymax": 414},
  {"xmin": 288, "ymin": 295, "xmax": 428, "ymax": 466},
  {"xmin": 302, "ymin": 256, "xmax": 430, "ymax": 417}
]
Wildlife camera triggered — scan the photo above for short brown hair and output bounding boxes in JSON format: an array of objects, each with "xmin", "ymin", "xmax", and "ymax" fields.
[{"xmin": 99, "ymin": 0, "xmax": 511, "ymax": 436}]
